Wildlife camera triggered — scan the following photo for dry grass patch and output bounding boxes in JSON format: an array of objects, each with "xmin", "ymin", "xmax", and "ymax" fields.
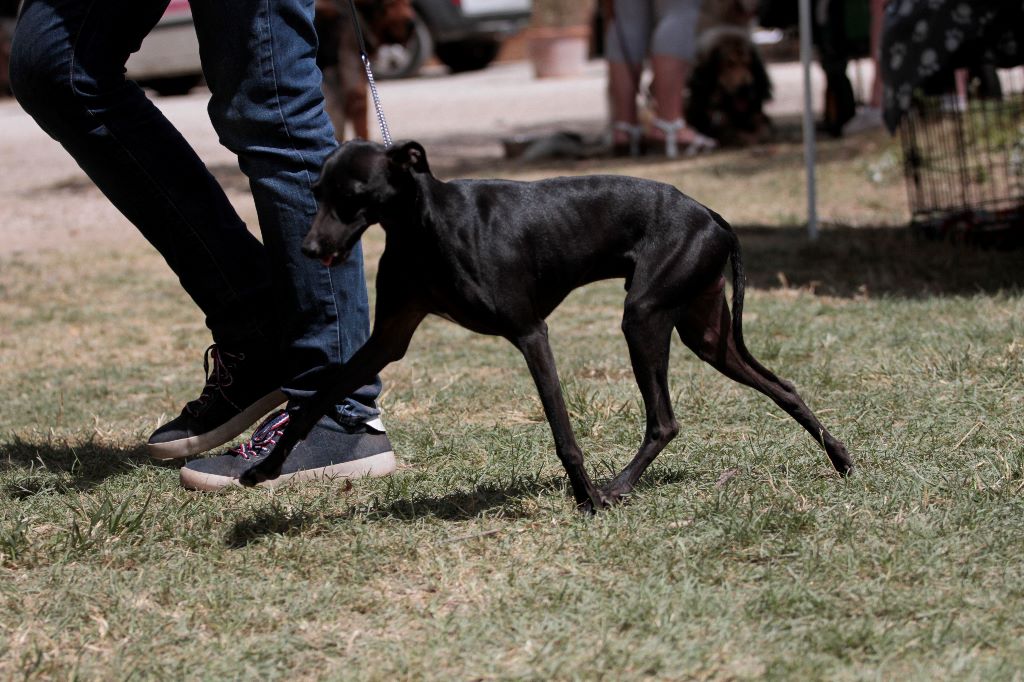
[{"xmin": 3, "ymin": 125, "xmax": 1024, "ymax": 680}]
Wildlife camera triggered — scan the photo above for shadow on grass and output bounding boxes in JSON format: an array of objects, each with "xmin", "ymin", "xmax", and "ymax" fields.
[
  {"xmin": 224, "ymin": 477, "xmax": 558, "ymax": 548},
  {"xmin": 734, "ymin": 224, "xmax": 1024, "ymax": 298},
  {"xmin": 225, "ymin": 505, "xmax": 320, "ymax": 549},
  {"xmin": 368, "ymin": 477, "xmax": 564, "ymax": 522},
  {"xmin": 0, "ymin": 436, "xmax": 173, "ymax": 496},
  {"xmin": 224, "ymin": 465, "xmax": 702, "ymax": 547}
]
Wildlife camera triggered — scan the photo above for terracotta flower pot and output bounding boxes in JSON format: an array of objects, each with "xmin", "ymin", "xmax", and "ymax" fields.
[{"xmin": 527, "ymin": 25, "xmax": 591, "ymax": 79}]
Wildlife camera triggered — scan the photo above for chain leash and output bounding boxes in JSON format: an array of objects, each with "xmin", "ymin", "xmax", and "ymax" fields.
[{"xmin": 346, "ymin": 0, "xmax": 393, "ymax": 147}]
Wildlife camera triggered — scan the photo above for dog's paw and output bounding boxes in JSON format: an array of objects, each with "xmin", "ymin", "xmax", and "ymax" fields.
[
  {"xmin": 237, "ymin": 462, "xmax": 279, "ymax": 488},
  {"xmin": 577, "ymin": 488, "xmax": 619, "ymax": 514},
  {"xmin": 599, "ymin": 484, "xmax": 635, "ymax": 508}
]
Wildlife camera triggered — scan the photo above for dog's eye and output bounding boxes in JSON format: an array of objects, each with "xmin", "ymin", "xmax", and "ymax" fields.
[{"xmin": 340, "ymin": 190, "xmax": 366, "ymax": 204}]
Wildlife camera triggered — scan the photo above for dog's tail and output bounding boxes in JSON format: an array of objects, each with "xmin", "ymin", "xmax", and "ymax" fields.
[{"xmin": 710, "ymin": 209, "xmax": 782, "ymax": 380}]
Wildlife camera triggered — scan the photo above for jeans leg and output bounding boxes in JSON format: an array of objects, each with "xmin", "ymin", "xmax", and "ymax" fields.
[
  {"xmin": 191, "ymin": 0, "xmax": 381, "ymax": 421},
  {"xmin": 9, "ymin": 0, "xmax": 276, "ymax": 350},
  {"xmin": 11, "ymin": 0, "xmax": 382, "ymax": 423}
]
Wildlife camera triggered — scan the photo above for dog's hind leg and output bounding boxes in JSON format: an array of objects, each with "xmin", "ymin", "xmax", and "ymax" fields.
[
  {"xmin": 601, "ymin": 300, "xmax": 680, "ymax": 503},
  {"xmin": 513, "ymin": 324, "xmax": 611, "ymax": 513},
  {"xmin": 676, "ymin": 278, "xmax": 853, "ymax": 474}
]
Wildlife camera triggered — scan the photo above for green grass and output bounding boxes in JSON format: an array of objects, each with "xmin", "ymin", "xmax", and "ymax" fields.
[{"xmin": 3, "ymin": 129, "xmax": 1024, "ymax": 680}]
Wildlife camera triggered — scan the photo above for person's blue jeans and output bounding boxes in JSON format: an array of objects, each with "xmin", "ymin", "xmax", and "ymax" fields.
[{"xmin": 9, "ymin": 0, "xmax": 380, "ymax": 424}]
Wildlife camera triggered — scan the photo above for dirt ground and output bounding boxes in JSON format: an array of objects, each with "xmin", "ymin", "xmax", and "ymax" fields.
[{"xmin": 0, "ymin": 58, "xmax": 864, "ymax": 258}]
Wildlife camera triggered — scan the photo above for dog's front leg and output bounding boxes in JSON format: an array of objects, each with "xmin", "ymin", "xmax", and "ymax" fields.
[
  {"xmin": 513, "ymin": 324, "xmax": 611, "ymax": 513},
  {"xmin": 239, "ymin": 308, "xmax": 427, "ymax": 486},
  {"xmin": 236, "ymin": 354, "xmax": 381, "ymax": 486}
]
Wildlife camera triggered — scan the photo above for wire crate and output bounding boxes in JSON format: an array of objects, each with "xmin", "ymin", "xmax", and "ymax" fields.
[{"xmin": 899, "ymin": 66, "xmax": 1024, "ymax": 247}]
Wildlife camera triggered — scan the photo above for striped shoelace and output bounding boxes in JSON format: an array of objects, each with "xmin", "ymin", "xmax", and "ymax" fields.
[{"xmin": 231, "ymin": 410, "xmax": 290, "ymax": 460}]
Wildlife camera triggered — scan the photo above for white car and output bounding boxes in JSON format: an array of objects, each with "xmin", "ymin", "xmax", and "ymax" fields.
[
  {"xmin": 124, "ymin": 0, "xmax": 532, "ymax": 96},
  {"xmin": 377, "ymin": 0, "xmax": 532, "ymax": 78},
  {"xmin": 125, "ymin": 0, "xmax": 203, "ymax": 96}
]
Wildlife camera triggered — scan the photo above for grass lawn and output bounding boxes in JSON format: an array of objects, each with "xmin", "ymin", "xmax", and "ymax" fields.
[{"xmin": 2, "ymin": 127, "xmax": 1024, "ymax": 680}]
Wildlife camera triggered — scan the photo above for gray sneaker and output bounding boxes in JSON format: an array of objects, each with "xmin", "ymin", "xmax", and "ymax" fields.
[{"xmin": 179, "ymin": 409, "xmax": 396, "ymax": 492}]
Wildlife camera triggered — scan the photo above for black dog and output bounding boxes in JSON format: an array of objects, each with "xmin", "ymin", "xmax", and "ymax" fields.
[{"xmin": 240, "ymin": 140, "xmax": 852, "ymax": 510}]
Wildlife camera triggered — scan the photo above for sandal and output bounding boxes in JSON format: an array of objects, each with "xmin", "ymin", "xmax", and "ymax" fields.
[
  {"xmin": 650, "ymin": 118, "xmax": 718, "ymax": 159},
  {"xmin": 611, "ymin": 121, "xmax": 643, "ymax": 157}
]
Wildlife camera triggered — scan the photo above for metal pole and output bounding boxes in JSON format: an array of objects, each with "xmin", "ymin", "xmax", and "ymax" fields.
[{"xmin": 798, "ymin": 0, "xmax": 819, "ymax": 240}]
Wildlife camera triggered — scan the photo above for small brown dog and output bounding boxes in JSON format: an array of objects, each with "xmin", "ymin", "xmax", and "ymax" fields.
[
  {"xmin": 315, "ymin": 0, "xmax": 415, "ymax": 140},
  {"xmin": 685, "ymin": 26, "xmax": 773, "ymax": 147}
]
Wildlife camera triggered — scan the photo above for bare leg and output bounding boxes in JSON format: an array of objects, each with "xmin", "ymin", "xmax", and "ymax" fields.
[
  {"xmin": 608, "ymin": 60, "xmax": 642, "ymax": 148},
  {"xmin": 604, "ymin": 0, "xmax": 649, "ymax": 151},
  {"xmin": 651, "ymin": 54, "xmax": 689, "ymax": 122},
  {"xmin": 649, "ymin": 54, "xmax": 701, "ymax": 147}
]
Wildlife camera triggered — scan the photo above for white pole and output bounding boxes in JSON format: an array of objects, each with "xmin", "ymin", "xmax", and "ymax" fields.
[{"xmin": 798, "ymin": 0, "xmax": 819, "ymax": 240}]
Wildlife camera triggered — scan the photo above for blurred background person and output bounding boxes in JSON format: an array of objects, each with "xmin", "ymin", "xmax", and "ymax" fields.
[{"xmin": 604, "ymin": 0, "xmax": 718, "ymax": 157}]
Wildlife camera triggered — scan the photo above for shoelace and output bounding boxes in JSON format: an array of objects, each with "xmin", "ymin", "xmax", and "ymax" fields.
[
  {"xmin": 184, "ymin": 345, "xmax": 241, "ymax": 416},
  {"xmin": 231, "ymin": 410, "xmax": 290, "ymax": 460}
]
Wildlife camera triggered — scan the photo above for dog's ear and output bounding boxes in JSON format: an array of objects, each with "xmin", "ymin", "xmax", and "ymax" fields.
[{"xmin": 386, "ymin": 140, "xmax": 430, "ymax": 174}]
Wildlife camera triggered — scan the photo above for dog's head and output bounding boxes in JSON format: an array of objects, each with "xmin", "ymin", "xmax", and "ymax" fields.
[
  {"xmin": 359, "ymin": 0, "xmax": 416, "ymax": 47},
  {"xmin": 697, "ymin": 27, "xmax": 759, "ymax": 94},
  {"xmin": 304, "ymin": 140, "xmax": 430, "ymax": 266}
]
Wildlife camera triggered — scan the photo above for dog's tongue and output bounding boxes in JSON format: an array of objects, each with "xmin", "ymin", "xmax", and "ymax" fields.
[{"xmin": 321, "ymin": 255, "xmax": 335, "ymax": 268}]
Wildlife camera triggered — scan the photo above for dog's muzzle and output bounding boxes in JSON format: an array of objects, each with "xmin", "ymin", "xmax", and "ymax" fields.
[{"xmin": 302, "ymin": 207, "xmax": 368, "ymax": 268}]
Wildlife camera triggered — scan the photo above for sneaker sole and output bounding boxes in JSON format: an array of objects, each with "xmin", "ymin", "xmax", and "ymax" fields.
[
  {"xmin": 147, "ymin": 390, "xmax": 287, "ymax": 460},
  {"xmin": 179, "ymin": 450, "xmax": 397, "ymax": 492}
]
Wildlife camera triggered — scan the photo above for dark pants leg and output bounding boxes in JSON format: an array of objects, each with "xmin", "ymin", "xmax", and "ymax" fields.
[{"xmin": 10, "ymin": 0, "xmax": 381, "ymax": 422}]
